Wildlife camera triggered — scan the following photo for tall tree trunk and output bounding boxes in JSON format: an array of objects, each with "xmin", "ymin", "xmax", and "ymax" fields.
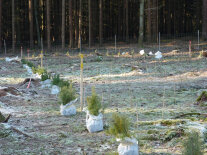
[
  {"xmin": 46, "ymin": 0, "xmax": 51, "ymax": 51},
  {"xmin": 61, "ymin": 0, "xmax": 65, "ymax": 49},
  {"xmin": 0, "ymin": 0, "xmax": 2, "ymax": 52},
  {"xmin": 202, "ymin": 0, "xmax": 207, "ymax": 39},
  {"xmin": 75, "ymin": 0, "xmax": 79, "ymax": 47},
  {"xmin": 99, "ymin": 0, "xmax": 103, "ymax": 46},
  {"xmin": 125, "ymin": 0, "xmax": 129, "ymax": 42},
  {"xmin": 29, "ymin": 0, "xmax": 34, "ymax": 48},
  {"xmin": 147, "ymin": 0, "xmax": 151, "ymax": 42},
  {"xmin": 69, "ymin": 0, "xmax": 73, "ymax": 48},
  {"xmin": 78, "ymin": 0, "xmax": 82, "ymax": 49},
  {"xmin": 12, "ymin": 0, "xmax": 15, "ymax": 53},
  {"xmin": 138, "ymin": 0, "xmax": 144, "ymax": 46},
  {"xmin": 152, "ymin": 0, "xmax": 158, "ymax": 42},
  {"xmin": 88, "ymin": 0, "xmax": 92, "ymax": 48},
  {"xmin": 34, "ymin": 0, "xmax": 41, "ymax": 47}
]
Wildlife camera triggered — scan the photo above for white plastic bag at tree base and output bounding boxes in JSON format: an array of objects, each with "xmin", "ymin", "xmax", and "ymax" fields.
[
  {"xmin": 40, "ymin": 79, "xmax": 52, "ymax": 88},
  {"xmin": 23, "ymin": 64, "xmax": 33, "ymax": 75},
  {"xmin": 155, "ymin": 51, "xmax": 162, "ymax": 59},
  {"xmin": 5, "ymin": 56, "xmax": 19, "ymax": 62},
  {"xmin": 118, "ymin": 137, "xmax": 139, "ymax": 155},
  {"xmin": 149, "ymin": 51, "xmax": 153, "ymax": 55},
  {"xmin": 60, "ymin": 98, "xmax": 77, "ymax": 116},
  {"xmin": 139, "ymin": 50, "xmax": 145, "ymax": 55},
  {"xmin": 51, "ymin": 85, "xmax": 60, "ymax": 94},
  {"xmin": 86, "ymin": 111, "xmax": 103, "ymax": 133}
]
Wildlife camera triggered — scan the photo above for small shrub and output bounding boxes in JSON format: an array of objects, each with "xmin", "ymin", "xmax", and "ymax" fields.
[
  {"xmin": 52, "ymin": 74, "xmax": 69, "ymax": 87},
  {"xmin": 59, "ymin": 84, "xmax": 76, "ymax": 105},
  {"xmin": 87, "ymin": 87, "xmax": 102, "ymax": 116},
  {"xmin": 21, "ymin": 59, "xmax": 35, "ymax": 68},
  {"xmin": 108, "ymin": 113, "xmax": 131, "ymax": 139},
  {"xmin": 182, "ymin": 132, "xmax": 203, "ymax": 155},
  {"xmin": 41, "ymin": 72, "xmax": 51, "ymax": 81},
  {"xmin": 32, "ymin": 66, "xmax": 46, "ymax": 75}
]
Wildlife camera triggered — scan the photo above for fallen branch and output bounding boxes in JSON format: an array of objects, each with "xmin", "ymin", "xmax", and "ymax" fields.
[
  {"xmin": 174, "ymin": 113, "xmax": 207, "ymax": 119},
  {"xmin": 3, "ymin": 114, "xmax": 11, "ymax": 123},
  {"xmin": 10, "ymin": 126, "xmax": 34, "ymax": 138}
]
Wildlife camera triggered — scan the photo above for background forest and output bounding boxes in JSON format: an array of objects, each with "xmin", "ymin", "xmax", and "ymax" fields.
[{"xmin": 0, "ymin": 0, "xmax": 206, "ymax": 52}]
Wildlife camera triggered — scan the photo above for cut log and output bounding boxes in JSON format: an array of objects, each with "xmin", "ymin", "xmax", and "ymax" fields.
[{"xmin": 174, "ymin": 113, "xmax": 207, "ymax": 119}]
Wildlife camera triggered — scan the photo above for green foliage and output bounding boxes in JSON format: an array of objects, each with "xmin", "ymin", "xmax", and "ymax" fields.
[
  {"xmin": 197, "ymin": 91, "xmax": 207, "ymax": 102},
  {"xmin": 0, "ymin": 112, "xmax": 5, "ymax": 122},
  {"xmin": 41, "ymin": 72, "xmax": 51, "ymax": 81},
  {"xmin": 32, "ymin": 65, "xmax": 46, "ymax": 75},
  {"xmin": 59, "ymin": 84, "xmax": 76, "ymax": 105},
  {"xmin": 108, "ymin": 113, "xmax": 131, "ymax": 139},
  {"xmin": 87, "ymin": 87, "xmax": 102, "ymax": 116},
  {"xmin": 21, "ymin": 59, "xmax": 35, "ymax": 68},
  {"xmin": 182, "ymin": 132, "xmax": 203, "ymax": 155},
  {"xmin": 52, "ymin": 74, "xmax": 69, "ymax": 87}
]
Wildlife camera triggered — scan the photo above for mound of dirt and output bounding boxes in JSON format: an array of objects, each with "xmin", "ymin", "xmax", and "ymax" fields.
[{"xmin": 0, "ymin": 87, "xmax": 20, "ymax": 97}]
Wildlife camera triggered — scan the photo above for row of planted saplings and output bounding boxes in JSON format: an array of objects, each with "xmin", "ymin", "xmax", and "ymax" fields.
[{"xmin": 59, "ymin": 84, "xmax": 139, "ymax": 155}]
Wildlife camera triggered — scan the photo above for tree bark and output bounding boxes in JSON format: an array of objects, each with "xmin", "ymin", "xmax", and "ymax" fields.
[
  {"xmin": 69, "ymin": 0, "xmax": 73, "ymax": 48},
  {"xmin": 152, "ymin": 0, "xmax": 158, "ymax": 42},
  {"xmin": 138, "ymin": 0, "xmax": 144, "ymax": 47},
  {"xmin": 88, "ymin": 0, "xmax": 92, "ymax": 48},
  {"xmin": 61, "ymin": 0, "xmax": 65, "ymax": 49},
  {"xmin": 29, "ymin": 0, "xmax": 34, "ymax": 48},
  {"xmin": 46, "ymin": 0, "xmax": 51, "ymax": 51},
  {"xmin": 125, "ymin": 0, "xmax": 129, "ymax": 42},
  {"xmin": 0, "ymin": 0, "xmax": 2, "ymax": 52},
  {"xmin": 12, "ymin": 0, "xmax": 15, "ymax": 53},
  {"xmin": 99, "ymin": 0, "xmax": 103, "ymax": 46},
  {"xmin": 34, "ymin": 0, "xmax": 41, "ymax": 47},
  {"xmin": 78, "ymin": 0, "xmax": 82, "ymax": 49},
  {"xmin": 202, "ymin": 0, "xmax": 207, "ymax": 39},
  {"xmin": 147, "ymin": 0, "xmax": 151, "ymax": 42}
]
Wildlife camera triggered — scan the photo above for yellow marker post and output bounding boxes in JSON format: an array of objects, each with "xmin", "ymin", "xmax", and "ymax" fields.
[
  {"xmin": 40, "ymin": 51, "xmax": 43, "ymax": 68},
  {"xmin": 80, "ymin": 54, "xmax": 84, "ymax": 111}
]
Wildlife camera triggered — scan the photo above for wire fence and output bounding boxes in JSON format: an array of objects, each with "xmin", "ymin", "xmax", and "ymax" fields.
[{"xmin": 1, "ymin": 31, "xmax": 207, "ymax": 56}]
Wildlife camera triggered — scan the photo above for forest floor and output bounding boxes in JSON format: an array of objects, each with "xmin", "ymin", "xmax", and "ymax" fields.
[{"xmin": 1, "ymin": 41, "xmax": 207, "ymax": 154}]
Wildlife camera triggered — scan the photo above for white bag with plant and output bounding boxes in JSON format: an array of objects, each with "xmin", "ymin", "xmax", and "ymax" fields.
[
  {"xmin": 59, "ymin": 84, "xmax": 77, "ymax": 116},
  {"xmin": 108, "ymin": 113, "xmax": 139, "ymax": 155},
  {"xmin": 86, "ymin": 87, "xmax": 103, "ymax": 133}
]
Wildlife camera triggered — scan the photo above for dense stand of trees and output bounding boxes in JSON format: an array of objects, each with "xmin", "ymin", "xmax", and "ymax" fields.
[{"xmin": 0, "ymin": 0, "xmax": 206, "ymax": 52}]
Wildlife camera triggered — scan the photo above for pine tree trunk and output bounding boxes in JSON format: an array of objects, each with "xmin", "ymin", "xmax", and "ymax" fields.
[
  {"xmin": 202, "ymin": 0, "xmax": 207, "ymax": 39},
  {"xmin": 0, "ymin": 0, "xmax": 2, "ymax": 52},
  {"xmin": 99, "ymin": 0, "xmax": 103, "ymax": 46},
  {"xmin": 78, "ymin": 0, "xmax": 82, "ymax": 49},
  {"xmin": 88, "ymin": 0, "xmax": 92, "ymax": 48},
  {"xmin": 75, "ymin": 0, "xmax": 79, "ymax": 47},
  {"xmin": 29, "ymin": 0, "xmax": 34, "ymax": 48},
  {"xmin": 147, "ymin": 0, "xmax": 151, "ymax": 42},
  {"xmin": 125, "ymin": 0, "xmax": 129, "ymax": 42},
  {"xmin": 69, "ymin": 0, "xmax": 73, "ymax": 48},
  {"xmin": 152, "ymin": 0, "xmax": 158, "ymax": 42},
  {"xmin": 12, "ymin": 0, "xmax": 15, "ymax": 53},
  {"xmin": 138, "ymin": 0, "xmax": 144, "ymax": 47},
  {"xmin": 46, "ymin": 0, "xmax": 51, "ymax": 51},
  {"xmin": 61, "ymin": 0, "xmax": 65, "ymax": 49},
  {"xmin": 34, "ymin": 0, "xmax": 41, "ymax": 47}
]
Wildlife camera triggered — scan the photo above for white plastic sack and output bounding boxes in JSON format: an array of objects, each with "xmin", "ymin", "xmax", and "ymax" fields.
[
  {"xmin": 118, "ymin": 138, "xmax": 139, "ymax": 155},
  {"xmin": 51, "ymin": 85, "xmax": 60, "ymax": 94},
  {"xmin": 40, "ymin": 79, "xmax": 52, "ymax": 88},
  {"xmin": 5, "ymin": 56, "xmax": 19, "ymax": 62},
  {"xmin": 86, "ymin": 111, "xmax": 103, "ymax": 133},
  {"xmin": 23, "ymin": 64, "xmax": 33, "ymax": 75},
  {"xmin": 60, "ymin": 98, "xmax": 77, "ymax": 116},
  {"xmin": 139, "ymin": 50, "xmax": 145, "ymax": 55},
  {"xmin": 155, "ymin": 51, "xmax": 162, "ymax": 59}
]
